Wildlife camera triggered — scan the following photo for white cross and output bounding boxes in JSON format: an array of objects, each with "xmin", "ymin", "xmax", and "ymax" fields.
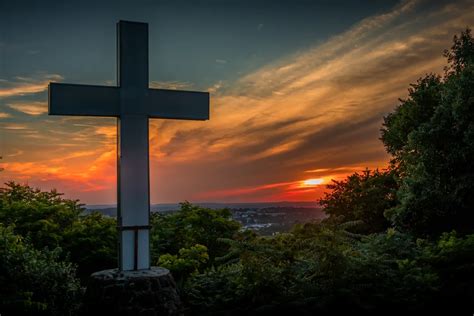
[{"xmin": 48, "ymin": 20, "xmax": 209, "ymax": 271}]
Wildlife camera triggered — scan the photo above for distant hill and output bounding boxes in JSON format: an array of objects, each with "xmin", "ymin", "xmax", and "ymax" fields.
[
  {"xmin": 85, "ymin": 201, "xmax": 320, "ymax": 213},
  {"xmin": 84, "ymin": 202, "xmax": 324, "ymax": 235}
]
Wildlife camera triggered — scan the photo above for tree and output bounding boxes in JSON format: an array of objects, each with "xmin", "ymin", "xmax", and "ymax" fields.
[
  {"xmin": 380, "ymin": 74, "xmax": 442, "ymax": 168},
  {"xmin": 158, "ymin": 244, "xmax": 209, "ymax": 283},
  {"xmin": 0, "ymin": 181, "xmax": 83, "ymax": 249},
  {"xmin": 184, "ymin": 221, "xmax": 447, "ymax": 314},
  {"xmin": 0, "ymin": 225, "xmax": 81, "ymax": 316},
  {"xmin": 62, "ymin": 212, "xmax": 117, "ymax": 280},
  {"xmin": 0, "ymin": 182, "xmax": 117, "ymax": 281},
  {"xmin": 319, "ymin": 169, "xmax": 398, "ymax": 234},
  {"xmin": 150, "ymin": 202, "xmax": 241, "ymax": 265},
  {"xmin": 381, "ymin": 29, "xmax": 474, "ymax": 237}
]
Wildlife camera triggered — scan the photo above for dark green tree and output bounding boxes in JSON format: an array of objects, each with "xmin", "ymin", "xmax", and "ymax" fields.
[
  {"xmin": 0, "ymin": 225, "xmax": 81, "ymax": 316},
  {"xmin": 382, "ymin": 29, "xmax": 474, "ymax": 236},
  {"xmin": 0, "ymin": 182, "xmax": 117, "ymax": 281},
  {"xmin": 62, "ymin": 212, "xmax": 117, "ymax": 280},
  {"xmin": 380, "ymin": 74, "xmax": 442, "ymax": 168},
  {"xmin": 319, "ymin": 169, "xmax": 398, "ymax": 234},
  {"xmin": 158, "ymin": 244, "xmax": 209, "ymax": 283},
  {"xmin": 0, "ymin": 181, "xmax": 83, "ymax": 249},
  {"xmin": 151, "ymin": 202, "xmax": 241, "ymax": 266},
  {"xmin": 184, "ymin": 221, "xmax": 446, "ymax": 314}
]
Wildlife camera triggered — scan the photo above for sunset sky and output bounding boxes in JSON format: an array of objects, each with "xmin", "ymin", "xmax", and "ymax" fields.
[{"xmin": 0, "ymin": 0, "xmax": 473, "ymax": 204}]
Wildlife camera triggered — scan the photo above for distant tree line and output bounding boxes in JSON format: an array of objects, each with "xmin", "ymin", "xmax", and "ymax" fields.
[{"xmin": 0, "ymin": 28, "xmax": 473, "ymax": 315}]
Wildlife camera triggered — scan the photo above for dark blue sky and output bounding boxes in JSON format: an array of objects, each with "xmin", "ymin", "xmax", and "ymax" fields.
[{"xmin": 1, "ymin": 0, "xmax": 399, "ymax": 89}]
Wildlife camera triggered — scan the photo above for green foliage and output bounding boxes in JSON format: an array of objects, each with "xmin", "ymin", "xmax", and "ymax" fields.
[
  {"xmin": 158, "ymin": 244, "xmax": 209, "ymax": 282},
  {"xmin": 444, "ymin": 28, "xmax": 474, "ymax": 75},
  {"xmin": 185, "ymin": 221, "xmax": 459, "ymax": 313},
  {"xmin": 421, "ymin": 232, "xmax": 474, "ymax": 309},
  {"xmin": 381, "ymin": 29, "xmax": 474, "ymax": 236},
  {"xmin": 184, "ymin": 264, "xmax": 248, "ymax": 314},
  {"xmin": 0, "ymin": 181, "xmax": 84, "ymax": 249},
  {"xmin": 350, "ymin": 230, "xmax": 439, "ymax": 309},
  {"xmin": 319, "ymin": 168, "xmax": 398, "ymax": 234},
  {"xmin": 0, "ymin": 225, "xmax": 81, "ymax": 316},
  {"xmin": 186, "ymin": 221, "xmax": 349, "ymax": 313},
  {"xmin": 62, "ymin": 212, "xmax": 117, "ymax": 280},
  {"xmin": 381, "ymin": 74, "xmax": 442, "ymax": 161},
  {"xmin": 151, "ymin": 202, "xmax": 241, "ymax": 265},
  {"xmin": 0, "ymin": 182, "xmax": 117, "ymax": 282}
]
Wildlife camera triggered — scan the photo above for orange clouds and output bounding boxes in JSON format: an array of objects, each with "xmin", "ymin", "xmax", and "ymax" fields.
[
  {"xmin": 7, "ymin": 101, "xmax": 47, "ymax": 115},
  {"xmin": 0, "ymin": 83, "xmax": 47, "ymax": 97},
  {"xmin": 1, "ymin": 147, "xmax": 116, "ymax": 201},
  {"xmin": 0, "ymin": 116, "xmax": 118, "ymax": 203}
]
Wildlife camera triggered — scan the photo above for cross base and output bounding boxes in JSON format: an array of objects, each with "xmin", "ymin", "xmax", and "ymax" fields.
[{"xmin": 81, "ymin": 267, "xmax": 182, "ymax": 315}]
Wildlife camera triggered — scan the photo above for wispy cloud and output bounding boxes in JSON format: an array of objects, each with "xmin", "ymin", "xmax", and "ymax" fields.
[
  {"xmin": 8, "ymin": 101, "xmax": 47, "ymax": 115},
  {"xmin": 0, "ymin": 74, "xmax": 63, "ymax": 98},
  {"xmin": 149, "ymin": 80, "xmax": 194, "ymax": 90},
  {"xmin": 2, "ymin": 124, "xmax": 28, "ymax": 130},
  {"xmin": 6, "ymin": 150, "xmax": 24, "ymax": 157},
  {"xmin": 207, "ymin": 81, "xmax": 223, "ymax": 93},
  {"xmin": 0, "ymin": 112, "xmax": 11, "ymax": 118}
]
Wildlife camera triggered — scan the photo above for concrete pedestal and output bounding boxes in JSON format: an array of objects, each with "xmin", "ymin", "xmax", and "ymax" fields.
[{"xmin": 81, "ymin": 267, "xmax": 182, "ymax": 316}]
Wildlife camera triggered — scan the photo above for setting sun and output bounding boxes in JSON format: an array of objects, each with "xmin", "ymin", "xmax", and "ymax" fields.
[{"xmin": 302, "ymin": 178, "xmax": 324, "ymax": 186}]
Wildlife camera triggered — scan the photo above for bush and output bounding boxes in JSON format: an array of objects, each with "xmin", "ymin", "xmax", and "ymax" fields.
[
  {"xmin": 184, "ymin": 222, "xmax": 473, "ymax": 314},
  {"xmin": 151, "ymin": 202, "xmax": 241, "ymax": 266},
  {"xmin": 62, "ymin": 212, "xmax": 117, "ymax": 280},
  {"xmin": 0, "ymin": 225, "xmax": 81, "ymax": 315},
  {"xmin": 0, "ymin": 181, "xmax": 83, "ymax": 249},
  {"xmin": 158, "ymin": 244, "xmax": 209, "ymax": 283},
  {"xmin": 0, "ymin": 182, "xmax": 117, "ymax": 282}
]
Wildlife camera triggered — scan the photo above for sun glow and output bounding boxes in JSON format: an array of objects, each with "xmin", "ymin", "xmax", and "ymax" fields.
[{"xmin": 301, "ymin": 178, "xmax": 324, "ymax": 186}]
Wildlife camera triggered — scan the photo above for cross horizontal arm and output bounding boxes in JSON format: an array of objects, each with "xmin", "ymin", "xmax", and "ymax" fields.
[
  {"xmin": 147, "ymin": 88, "xmax": 209, "ymax": 120},
  {"xmin": 49, "ymin": 83, "xmax": 120, "ymax": 117}
]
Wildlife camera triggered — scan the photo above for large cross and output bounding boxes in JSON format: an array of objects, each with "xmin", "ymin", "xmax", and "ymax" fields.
[{"xmin": 48, "ymin": 21, "xmax": 209, "ymax": 271}]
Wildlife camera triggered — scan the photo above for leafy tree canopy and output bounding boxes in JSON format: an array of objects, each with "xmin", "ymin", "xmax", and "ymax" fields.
[
  {"xmin": 381, "ymin": 29, "xmax": 474, "ymax": 236},
  {"xmin": 319, "ymin": 168, "xmax": 398, "ymax": 234},
  {"xmin": 151, "ymin": 201, "xmax": 241, "ymax": 266},
  {"xmin": 0, "ymin": 225, "xmax": 81, "ymax": 316},
  {"xmin": 0, "ymin": 182, "xmax": 117, "ymax": 281}
]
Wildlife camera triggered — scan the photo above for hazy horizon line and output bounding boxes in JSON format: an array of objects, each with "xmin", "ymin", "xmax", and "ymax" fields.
[{"xmin": 85, "ymin": 200, "xmax": 321, "ymax": 209}]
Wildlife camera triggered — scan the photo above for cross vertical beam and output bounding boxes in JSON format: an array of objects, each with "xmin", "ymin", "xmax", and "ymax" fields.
[{"xmin": 117, "ymin": 21, "xmax": 150, "ymax": 270}]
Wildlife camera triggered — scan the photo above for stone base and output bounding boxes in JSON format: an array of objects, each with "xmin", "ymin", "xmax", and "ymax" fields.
[{"xmin": 81, "ymin": 267, "xmax": 182, "ymax": 316}]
